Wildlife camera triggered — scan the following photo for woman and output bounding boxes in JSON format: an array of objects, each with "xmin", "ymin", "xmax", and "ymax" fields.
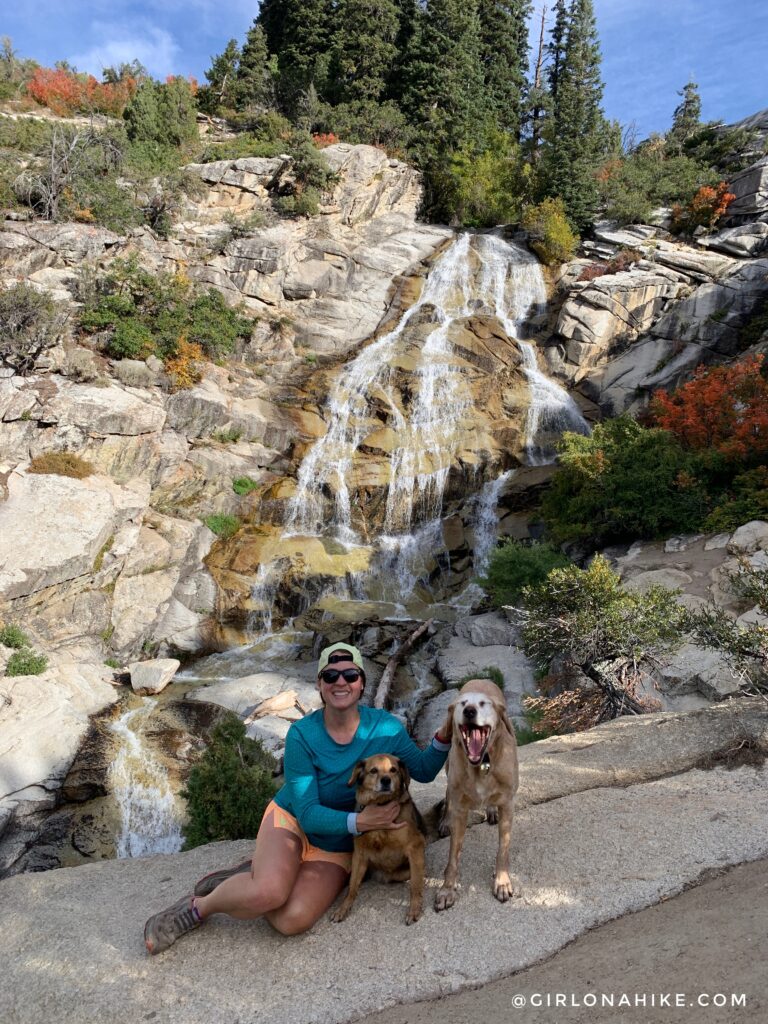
[{"xmin": 144, "ymin": 642, "xmax": 451, "ymax": 953}]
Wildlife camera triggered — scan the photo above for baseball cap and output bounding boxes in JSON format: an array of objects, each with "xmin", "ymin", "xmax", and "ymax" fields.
[{"xmin": 317, "ymin": 643, "xmax": 364, "ymax": 675}]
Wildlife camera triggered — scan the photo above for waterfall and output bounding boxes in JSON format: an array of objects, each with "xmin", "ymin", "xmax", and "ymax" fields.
[
  {"xmin": 473, "ymin": 234, "xmax": 590, "ymax": 464},
  {"xmin": 109, "ymin": 700, "xmax": 184, "ymax": 858},
  {"xmin": 249, "ymin": 232, "xmax": 590, "ymax": 632},
  {"xmin": 284, "ymin": 233, "xmax": 475, "ymax": 542}
]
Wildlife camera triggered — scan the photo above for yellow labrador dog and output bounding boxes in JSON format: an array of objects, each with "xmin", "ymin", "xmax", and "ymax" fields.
[{"xmin": 435, "ymin": 679, "xmax": 519, "ymax": 911}]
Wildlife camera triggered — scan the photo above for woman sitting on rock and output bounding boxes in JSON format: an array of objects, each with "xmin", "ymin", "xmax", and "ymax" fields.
[{"xmin": 144, "ymin": 642, "xmax": 451, "ymax": 953}]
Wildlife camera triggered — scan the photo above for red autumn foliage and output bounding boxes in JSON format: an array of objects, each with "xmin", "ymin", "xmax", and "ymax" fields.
[
  {"xmin": 166, "ymin": 75, "xmax": 198, "ymax": 95},
  {"xmin": 26, "ymin": 67, "xmax": 137, "ymax": 117},
  {"xmin": 671, "ymin": 181, "xmax": 736, "ymax": 235},
  {"xmin": 312, "ymin": 132, "xmax": 340, "ymax": 148},
  {"xmin": 651, "ymin": 355, "xmax": 768, "ymax": 462}
]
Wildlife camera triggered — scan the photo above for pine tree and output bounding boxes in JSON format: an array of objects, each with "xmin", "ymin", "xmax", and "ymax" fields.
[
  {"xmin": 275, "ymin": 0, "xmax": 332, "ymax": 109},
  {"xmin": 257, "ymin": 0, "xmax": 289, "ymax": 56},
  {"xmin": 327, "ymin": 0, "xmax": 400, "ymax": 105},
  {"xmin": 477, "ymin": 0, "xmax": 532, "ymax": 139},
  {"xmin": 547, "ymin": 0, "xmax": 570, "ymax": 102},
  {"xmin": 667, "ymin": 80, "xmax": 702, "ymax": 155},
  {"xmin": 541, "ymin": 0, "xmax": 607, "ymax": 229},
  {"xmin": 398, "ymin": 0, "xmax": 488, "ymax": 154},
  {"xmin": 235, "ymin": 22, "xmax": 273, "ymax": 109},
  {"xmin": 200, "ymin": 39, "xmax": 241, "ymax": 113}
]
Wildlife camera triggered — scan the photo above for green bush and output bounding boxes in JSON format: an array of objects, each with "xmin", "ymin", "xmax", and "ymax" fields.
[
  {"xmin": 182, "ymin": 714, "xmax": 278, "ymax": 849},
  {"xmin": 598, "ymin": 145, "xmax": 715, "ymax": 226},
  {"xmin": 204, "ymin": 514, "xmax": 241, "ymax": 539},
  {"xmin": 200, "ymin": 134, "xmax": 285, "ymax": 163},
  {"xmin": 456, "ymin": 666, "xmax": 505, "ymax": 689},
  {"xmin": 542, "ymin": 416, "xmax": 709, "ymax": 546},
  {"xmin": 704, "ymin": 467, "xmax": 768, "ymax": 532},
  {"xmin": 0, "ymin": 624, "xmax": 29, "ymax": 649},
  {"xmin": 0, "ymin": 283, "xmax": 68, "ymax": 375},
  {"xmin": 124, "ymin": 78, "xmax": 198, "ymax": 149},
  {"xmin": 480, "ymin": 540, "xmax": 570, "ymax": 607},
  {"xmin": 6, "ymin": 649, "xmax": 48, "ymax": 676},
  {"xmin": 521, "ymin": 197, "xmax": 578, "ymax": 265},
  {"xmin": 232, "ymin": 476, "xmax": 259, "ymax": 495},
  {"xmin": 274, "ymin": 187, "xmax": 320, "ymax": 218},
  {"xmin": 78, "ymin": 256, "xmax": 252, "ymax": 362}
]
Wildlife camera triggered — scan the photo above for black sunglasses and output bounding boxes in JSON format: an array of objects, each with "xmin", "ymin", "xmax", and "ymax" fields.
[
  {"xmin": 320, "ymin": 668, "xmax": 362, "ymax": 684},
  {"xmin": 327, "ymin": 652, "xmax": 355, "ymax": 664}
]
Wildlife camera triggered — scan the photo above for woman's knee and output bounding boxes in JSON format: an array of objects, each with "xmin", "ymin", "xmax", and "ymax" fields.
[
  {"xmin": 266, "ymin": 904, "xmax": 318, "ymax": 936},
  {"xmin": 240, "ymin": 876, "xmax": 291, "ymax": 917}
]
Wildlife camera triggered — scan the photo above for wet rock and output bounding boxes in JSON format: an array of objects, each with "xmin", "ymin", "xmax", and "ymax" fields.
[{"xmin": 128, "ymin": 658, "xmax": 180, "ymax": 695}]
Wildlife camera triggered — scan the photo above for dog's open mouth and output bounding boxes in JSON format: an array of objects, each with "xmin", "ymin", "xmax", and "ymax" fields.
[{"xmin": 459, "ymin": 724, "xmax": 491, "ymax": 765}]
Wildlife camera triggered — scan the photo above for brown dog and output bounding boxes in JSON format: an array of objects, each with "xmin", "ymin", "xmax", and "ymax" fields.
[
  {"xmin": 330, "ymin": 754, "xmax": 426, "ymax": 925},
  {"xmin": 435, "ymin": 679, "xmax": 520, "ymax": 911}
]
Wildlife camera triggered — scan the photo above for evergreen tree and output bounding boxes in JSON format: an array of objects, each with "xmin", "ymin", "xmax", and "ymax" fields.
[
  {"xmin": 235, "ymin": 22, "xmax": 273, "ymax": 109},
  {"xmin": 327, "ymin": 0, "xmax": 400, "ymax": 104},
  {"xmin": 667, "ymin": 80, "xmax": 702, "ymax": 154},
  {"xmin": 398, "ymin": 0, "xmax": 488, "ymax": 154},
  {"xmin": 157, "ymin": 77, "xmax": 199, "ymax": 147},
  {"xmin": 257, "ymin": 0, "xmax": 289, "ymax": 56},
  {"xmin": 541, "ymin": 0, "xmax": 607, "ymax": 229},
  {"xmin": 200, "ymin": 39, "xmax": 241, "ymax": 113},
  {"xmin": 275, "ymin": 0, "xmax": 332, "ymax": 109},
  {"xmin": 477, "ymin": 0, "xmax": 532, "ymax": 138},
  {"xmin": 123, "ymin": 80, "xmax": 161, "ymax": 142},
  {"xmin": 547, "ymin": 0, "xmax": 570, "ymax": 102}
]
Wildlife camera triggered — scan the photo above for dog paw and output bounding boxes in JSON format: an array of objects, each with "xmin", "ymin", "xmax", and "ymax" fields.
[
  {"xmin": 405, "ymin": 907, "xmax": 422, "ymax": 925},
  {"xmin": 493, "ymin": 875, "xmax": 520, "ymax": 903},
  {"xmin": 485, "ymin": 806, "xmax": 498, "ymax": 825},
  {"xmin": 434, "ymin": 887, "xmax": 456, "ymax": 912},
  {"xmin": 329, "ymin": 905, "xmax": 349, "ymax": 923}
]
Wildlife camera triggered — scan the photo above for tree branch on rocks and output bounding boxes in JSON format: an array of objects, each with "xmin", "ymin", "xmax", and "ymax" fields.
[
  {"xmin": 0, "ymin": 283, "xmax": 69, "ymax": 375},
  {"xmin": 373, "ymin": 619, "xmax": 433, "ymax": 710}
]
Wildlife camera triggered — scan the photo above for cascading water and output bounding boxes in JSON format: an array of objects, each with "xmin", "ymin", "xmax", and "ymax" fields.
[
  {"xmin": 248, "ymin": 232, "xmax": 590, "ymax": 637},
  {"xmin": 109, "ymin": 699, "xmax": 184, "ymax": 858},
  {"xmin": 473, "ymin": 234, "xmax": 590, "ymax": 464}
]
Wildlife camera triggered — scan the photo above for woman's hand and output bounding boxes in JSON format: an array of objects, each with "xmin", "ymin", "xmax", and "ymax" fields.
[{"xmin": 356, "ymin": 801, "xmax": 407, "ymax": 832}]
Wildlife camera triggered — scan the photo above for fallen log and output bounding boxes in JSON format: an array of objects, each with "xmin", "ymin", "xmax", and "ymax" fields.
[{"xmin": 373, "ymin": 619, "xmax": 433, "ymax": 709}]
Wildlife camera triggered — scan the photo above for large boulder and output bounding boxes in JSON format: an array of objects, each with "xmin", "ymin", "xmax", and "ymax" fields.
[
  {"xmin": 128, "ymin": 658, "xmax": 180, "ymax": 695},
  {"xmin": 0, "ymin": 469, "xmax": 149, "ymax": 602},
  {"xmin": 0, "ymin": 661, "xmax": 119, "ymax": 877},
  {"xmin": 722, "ymin": 155, "xmax": 768, "ymax": 225}
]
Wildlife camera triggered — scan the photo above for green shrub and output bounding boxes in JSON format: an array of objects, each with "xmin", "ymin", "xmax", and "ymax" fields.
[
  {"xmin": 6, "ymin": 649, "xmax": 48, "ymax": 676},
  {"xmin": 480, "ymin": 540, "xmax": 570, "ymax": 607},
  {"xmin": 274, "ymin": 186, "xmax": 320, "ymax": 218},
  {"xmin": 0, "ymin": 624, "xmax": 29, "ymax": 649},
  {"xmin": 200, "ymin": 134, "xmax": 285, "ymax": 163},
  {"xmin": 124, "ymin": 78, "xmax": 197, "ymax": 148},
  {"xmin": 704, "ymin": 467, "xmax": 768, "ymax": 532},
  {"xmin": 0, "ymin": 283, "xmax": 68, "ymax": 375},
  {"xmin": 204, "ymin": 514, "xmax": 241, "ymax": 539},
  {"xmin": 78, "ymin": 256, "xmax": 252, "ymax": 362},
  {"xmin": 542, "ymin": 416, "xmax": 709, "ymax": 545},
  {"xmin": 456, "ymin": 666, "xmax": 505, "ymax": 689},
  {"xmin": 28, "ymin": 452, "xmax": 94, "ymax": 479},
  {"xmin": 522, "ymin": 197, "xmax": 578, "ymax": 265},
  {"xmin": 212, "ymin": 427, "xmax": 243, "ymax": 444},
  {"xmin": 232, "ymin": 476, "xmax": 259, "ymax": 496},
  {"xmin": 181, "ymin": 714, "xmax": 278, "ymax": 849}
]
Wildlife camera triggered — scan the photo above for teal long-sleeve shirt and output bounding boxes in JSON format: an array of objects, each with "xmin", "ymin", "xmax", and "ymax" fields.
[{"xmin": 273, "ymin": 705, "xmax": 449, "ymax": 852}]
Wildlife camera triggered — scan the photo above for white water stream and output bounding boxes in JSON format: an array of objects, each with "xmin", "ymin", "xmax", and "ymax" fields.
[{"xmin": 109, "ymin": 699, "xmax": 184, "ymax": 858}]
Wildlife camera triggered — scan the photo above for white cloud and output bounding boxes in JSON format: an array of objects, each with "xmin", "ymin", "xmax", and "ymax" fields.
[{"xmin": 69, "ymin": 21, "xmax": 179, "ymax": 77}]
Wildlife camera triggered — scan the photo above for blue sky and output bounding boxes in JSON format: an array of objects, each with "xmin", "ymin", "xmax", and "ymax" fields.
[{"xmin": 3, "ymin": 1, "xmax": 766, "ymax": 139}]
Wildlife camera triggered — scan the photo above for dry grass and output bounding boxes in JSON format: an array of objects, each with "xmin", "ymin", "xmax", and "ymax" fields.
[{"xmin": 28, "ymin": 451, "xmax": 95, "ymax": 479}]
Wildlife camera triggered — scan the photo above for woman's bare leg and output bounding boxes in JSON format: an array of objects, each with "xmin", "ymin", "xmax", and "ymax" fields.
[
  {"xmin": 195, "ymin": 826, "xmax": 302, "ymax": 920},
  {"xmin": 266, "ymin": 860, "xmax": 349, "ymax": 935}
]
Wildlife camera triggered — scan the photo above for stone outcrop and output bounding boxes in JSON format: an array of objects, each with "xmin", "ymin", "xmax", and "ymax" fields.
[
  {"xmin": 129, "ymin": 658, "xmax": 180, "ymax": 695},
  {"xmin": 1, "ymin": 699, "xmax": 765, "ymax": 1024},
  {"xmin": 0, "ymin": 659, "xmax": 119, "ymax": 876}
]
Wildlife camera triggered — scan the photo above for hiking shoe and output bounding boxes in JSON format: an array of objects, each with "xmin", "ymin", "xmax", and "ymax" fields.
[
  {"xmin": 144, "ymin": 895, "xmax": 202, "ymax": 955},
  {"xmin": 193, "ymin": 859, "xmax": 252, "ymax": 898}
]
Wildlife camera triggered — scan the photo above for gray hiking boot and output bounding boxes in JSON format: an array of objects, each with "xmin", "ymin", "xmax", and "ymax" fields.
[
  {"xmin": 144, "ymin": 895, "xmax": 202, "ymax": 955},
  {"xmin": 193, "ymin": 859, "xmax": 252, "ymax": 898}
]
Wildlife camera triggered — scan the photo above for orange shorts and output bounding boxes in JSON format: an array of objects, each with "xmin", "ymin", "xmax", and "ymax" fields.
[{"xmin": 259, "ymin": 800, "xmax": 352, "ymax": 873}]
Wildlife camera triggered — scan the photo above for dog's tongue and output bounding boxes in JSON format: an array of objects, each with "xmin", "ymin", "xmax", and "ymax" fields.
[{"xmin": 467, "ymin": 728, "xmax": 485, "ymax": 761}]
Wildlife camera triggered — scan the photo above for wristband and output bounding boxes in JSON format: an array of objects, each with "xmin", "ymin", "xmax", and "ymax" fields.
[{"xmin": 347, "ymin": 811, "xmax": 362, "ymax": 836}]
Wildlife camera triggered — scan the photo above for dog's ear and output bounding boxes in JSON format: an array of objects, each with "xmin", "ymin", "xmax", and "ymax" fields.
[
  {"xmin": 496, "ymin": 701, "xmax": 516, "ymax": 740},
  {"xmin": 396, "ymin": 758, "xmax": 410, "ymax": 791},
  {"xmin": 347, "ymin": 760, "xmax": 366, "ymax": 787}
]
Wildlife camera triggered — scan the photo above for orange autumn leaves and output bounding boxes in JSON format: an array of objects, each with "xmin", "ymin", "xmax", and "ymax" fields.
[
  {"xmin": 26, "ymin": 67, "xmax": 138, "ymax": 117},
  {"xmin": 651, "ymin": 355, "xmax": 768, "ymax": 463}
]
